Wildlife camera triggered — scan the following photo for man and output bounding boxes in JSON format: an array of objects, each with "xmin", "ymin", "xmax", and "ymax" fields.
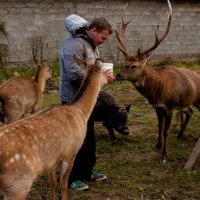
[{"xmin": 59, "ymin": 14, "xmax": 114, "ymax": 190}]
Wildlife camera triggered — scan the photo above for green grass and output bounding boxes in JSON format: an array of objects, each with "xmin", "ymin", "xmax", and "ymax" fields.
[
  {"xmin": 0, "ymin": 67, "xmax": 34, "ymax": 83},
  {"xmin": 1, "ymin": 59, "xmax": 200, "ymax": 200}
]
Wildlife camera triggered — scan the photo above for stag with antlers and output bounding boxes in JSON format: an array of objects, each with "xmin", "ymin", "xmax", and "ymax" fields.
[{"xmin": 115, "ymin": 0, "xmax": 200, "ymax": 163}]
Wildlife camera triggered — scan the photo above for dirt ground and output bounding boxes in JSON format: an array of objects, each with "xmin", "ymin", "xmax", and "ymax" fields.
[
  {"xmin": 26, "ymin": 81, "xmax": 200, "ymax": 199},
  {"xmin": 1, "ymin": 64, "xmax": 200, "ymax": 199}
]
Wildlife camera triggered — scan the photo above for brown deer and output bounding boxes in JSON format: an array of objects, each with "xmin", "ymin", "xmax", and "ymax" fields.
[
  {"xmin": 0, "ymin": 61, "xmax": 52, "ymax": 125},
  {"xmin": 115, "ymin": 0, "xmax": 200, "ymax": 163},
  {"xmin": 0, "ymin": 56, "xmax": 108, "ymax": 200}
]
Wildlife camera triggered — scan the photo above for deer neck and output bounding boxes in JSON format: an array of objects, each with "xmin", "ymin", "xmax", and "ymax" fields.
[
  {"xmin": 136, "ymin": 66, "xmax": 164, "ymax": 104},
  {"xmin": 73, "ymin": 71, "xmax": 102, "ymax": 121},
  {"xmin": 35, "ymin": 72, "xmax": 46, "ymax": 93}
]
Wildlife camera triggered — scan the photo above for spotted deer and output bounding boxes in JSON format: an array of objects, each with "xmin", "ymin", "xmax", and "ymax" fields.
[
  {"xmin": 115, "ymin": 0, "xmax": 200, "ymax": 163},
  {"xmin": 0, "ymin": 56, "xmax": 108, "ymax": 199},
  {"xmin": 0, "ymin": 61, "xmax": 52, "ymax": 125}
]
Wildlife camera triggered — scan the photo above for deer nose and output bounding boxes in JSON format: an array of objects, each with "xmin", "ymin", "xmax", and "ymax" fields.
[
  {"xmin": 116, "ymin": 73, "xmax": 122, "ymax": 81},
  {"xmin": 123, "ymin": 129, "xmax": 129, "ymax": 135}
]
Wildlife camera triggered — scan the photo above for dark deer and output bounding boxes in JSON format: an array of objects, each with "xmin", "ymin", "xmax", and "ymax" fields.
[
  {"xmin": 91, "ymin": 90, "xmax": 131, "ymax": 141},
  {"xmin": 0, "ymin": 56, "xmax": 108, "ymax": 199},
  {"xmin": 0, "ymin": 60, "xmax": 52, "ymax": 125},
  {"xmin": 115, "ymin": 0, "xmax": 200, "ymax": 163}
]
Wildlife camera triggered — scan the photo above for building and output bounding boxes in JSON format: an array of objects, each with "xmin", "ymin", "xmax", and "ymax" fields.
[{"xmin": 0, "ymin": 0, "xmax": 200, "ymax": 67}]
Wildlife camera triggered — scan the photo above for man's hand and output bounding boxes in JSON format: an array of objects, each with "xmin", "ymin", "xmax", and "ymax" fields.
[{"xmin": 103, "ymin": 69, "xmax": 115, "ymax": 83}]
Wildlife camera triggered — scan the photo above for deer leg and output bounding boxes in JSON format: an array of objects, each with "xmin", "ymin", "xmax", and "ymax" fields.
[
  {"xmin": 162, "ymin": 110, "xmax": 172, "ymax": 163},
  {"xmin": 0, "ymin": 112, "xmax": 5, "ymax": 123},
  {"xmin": 4, "ymin": 108, "xmax": 22, "ymax": 124},
  {"xmin": 103, "ymin": 121, "xmax": 116, "ymax": 141},
  {"xmin": 4, "ymin": 194, "xmax": 27, "ymax": 200},
  {"xmin": 32, "ymin": 98, "xmax": 43, "ymax": 114},
  {"xmin": 179, "ymin": 111, "xmax": 184, "ymax": 128},
  {"xmin": 156, "ymin": 107, "xmax": 165, "ymax": 150},
  {"xmin": 6, "ymin": 190, "xmax": 30, "ymax": 200},
  {"xmin": 60, "ymin": 158, "xmax": 75, "ymax": 200},
  {"xmin": 177, "ymin": 108, "xmax": 193, "ymax": 139},
  {"xmin": 173, "ymin": 111, "xmax": 183, "ymax": 129},
  {"xmin": 2, "ymin": 179, "xmax": 32, "ymax": 200},
  {"xmin": 4, "ymin": 114, "xmax": 21, "ymax": 124},
  {"xmin": 2, "ymin": 102, "xmax": 25, "ymax": 124},
  {"xmin": 50, "ymin": 166, "xmax": 57, "ymax": 200}
]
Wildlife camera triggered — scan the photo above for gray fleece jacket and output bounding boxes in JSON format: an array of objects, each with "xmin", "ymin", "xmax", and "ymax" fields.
[{"xmin": 59, "ymin": 16, "xmax": 99, "ymax": 103}]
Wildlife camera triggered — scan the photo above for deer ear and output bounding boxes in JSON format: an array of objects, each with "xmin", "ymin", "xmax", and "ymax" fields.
[
  {"xmin": 95, "ymin": 59, "xmax": 103, "ymax": 70},
  {"xmin": 73, "ymin": 55, "xmax": 87, "ymax": 68},
  {"xmin": 125, "ymin": 104, "xmax": 131, "ymax": 112}
]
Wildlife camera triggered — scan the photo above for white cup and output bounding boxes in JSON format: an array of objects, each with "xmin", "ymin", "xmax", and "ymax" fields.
[{"xmin": 102, "ymin": 63, "xmax": 114, "ymax": 75}]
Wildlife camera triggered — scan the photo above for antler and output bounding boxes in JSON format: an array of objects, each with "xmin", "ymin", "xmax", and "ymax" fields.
[
  {"xmin": 137, "ymin": 0, "xmax": 172, "ymax": 58},
  {"xmin": 115, "ymin": 3, "xmax": 132, "ymax": 59}
]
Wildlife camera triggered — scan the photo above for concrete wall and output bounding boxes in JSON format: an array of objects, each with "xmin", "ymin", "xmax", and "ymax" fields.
[{"xmin": 0, "ymin": 0, "xmax": 200, "ymax": 67}]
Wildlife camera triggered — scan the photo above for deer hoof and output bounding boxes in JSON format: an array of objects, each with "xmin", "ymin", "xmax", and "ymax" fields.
[{"xmin": 156, "ymin": 143, "xmax": 162, "ymax": 150}]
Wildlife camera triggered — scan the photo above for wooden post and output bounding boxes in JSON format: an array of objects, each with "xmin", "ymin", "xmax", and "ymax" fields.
[{"xmin": 184, "ymin": 138, "xmax": 200, "ymax": 171}]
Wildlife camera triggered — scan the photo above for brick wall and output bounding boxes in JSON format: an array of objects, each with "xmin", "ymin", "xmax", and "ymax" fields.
[{"xmin": 0, "ymin": 0, "xmax": 200, "ymax": 67}]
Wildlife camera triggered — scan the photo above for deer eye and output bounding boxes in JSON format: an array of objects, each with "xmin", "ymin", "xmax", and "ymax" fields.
[{"xmin": 130, "ymin": 65, "xmax": 136, "ymax": 70}]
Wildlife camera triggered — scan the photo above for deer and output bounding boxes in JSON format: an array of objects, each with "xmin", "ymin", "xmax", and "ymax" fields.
[
  {"xmin": 0, "ymin": 60, "xmax": 52, "ymax": 125},
  {"xmin": 115, "ymin": 0, "xmax": 200, "ymax": 163},
  {"xmin": 90, "ymin": 90, "xmax": 131, "ymax": 141},
  {"xmin": 0, "ymin": 56, "xmax": 108, "ymax": 200}
]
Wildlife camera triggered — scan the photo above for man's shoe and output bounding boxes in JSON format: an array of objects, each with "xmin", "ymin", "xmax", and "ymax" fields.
[
  {"xmin": 91, "ymin": 171, "xmax": 107, "ymax": 181},
  {"xmin": 70, "ymin": 180, "xmax": 89, "ymax": 191}
]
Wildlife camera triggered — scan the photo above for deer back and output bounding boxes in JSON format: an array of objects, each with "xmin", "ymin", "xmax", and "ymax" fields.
[{"xmin": 119, "ymin": 64, "xmax": 200, "ymax": 109}]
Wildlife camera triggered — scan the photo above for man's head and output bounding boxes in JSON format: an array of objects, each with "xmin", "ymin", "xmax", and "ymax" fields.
[{"xmin": 86, "ymin": 17, "xmax": 113, "ymax": 47}]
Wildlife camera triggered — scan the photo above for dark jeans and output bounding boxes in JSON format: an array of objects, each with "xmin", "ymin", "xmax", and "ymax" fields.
[{"xmin": 62, "ymin": 101, "xmax": 96, "ymax": 184}]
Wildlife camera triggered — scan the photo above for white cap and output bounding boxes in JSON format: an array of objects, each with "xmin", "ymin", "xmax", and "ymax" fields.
[
  {"xmin": 64, "ymin": 14, "xmax": 89, "ymax": 35},
  {"xmin": 102, "ymin": 63, "xmax": 113, "ymax": 71}
]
